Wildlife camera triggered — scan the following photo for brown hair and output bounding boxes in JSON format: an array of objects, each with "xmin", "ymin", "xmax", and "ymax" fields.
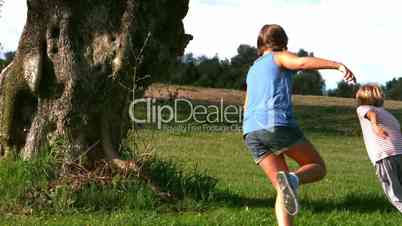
[
  {"xmin": 356, "ymin": 83, "xmax": 384, "ymax": 107},
  {"xmin": 257, "ymin": 24, "xmax": 288, "ymax": 56}
]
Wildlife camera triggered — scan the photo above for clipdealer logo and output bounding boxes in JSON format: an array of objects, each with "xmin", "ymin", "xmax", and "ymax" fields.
[{"xmin": 129, "ymin": 98, "xmax": 243, "ymax": 130}]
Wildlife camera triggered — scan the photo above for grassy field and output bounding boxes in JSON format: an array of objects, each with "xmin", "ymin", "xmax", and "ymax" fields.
[{"xmin": 1, "ymin": 85, "xmax": 402, "ymax": 226}]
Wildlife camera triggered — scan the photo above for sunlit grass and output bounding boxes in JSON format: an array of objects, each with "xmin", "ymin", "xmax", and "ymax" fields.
[{"xmin": 2, "ymin": 92, "xmax": 402, "ymax": 225}]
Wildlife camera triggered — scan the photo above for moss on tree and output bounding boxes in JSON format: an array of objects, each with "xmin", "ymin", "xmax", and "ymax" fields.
[{"xmin": 0, "ymin": 0, "xmax": 191, "ymax": 162}]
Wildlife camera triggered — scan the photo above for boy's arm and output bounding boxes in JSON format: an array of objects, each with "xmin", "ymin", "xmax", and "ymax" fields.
[
  {"xmin": 366, "ymin": 111, "xmax": 389, "ymax": 139},
  {"xmin": 274, "ymin": 51, "xmax": 356, "ymax": 83}
]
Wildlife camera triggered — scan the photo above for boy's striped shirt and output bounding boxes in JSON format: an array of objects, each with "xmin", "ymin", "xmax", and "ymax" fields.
[{"xmin": 357, "ymin": 106, "xmax": 402, "ymax": 165}]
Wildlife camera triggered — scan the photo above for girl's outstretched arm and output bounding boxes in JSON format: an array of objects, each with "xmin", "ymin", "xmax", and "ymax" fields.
[{"xmin": 274, "ymin": 51, "xmax": 356, "ymax": 83}]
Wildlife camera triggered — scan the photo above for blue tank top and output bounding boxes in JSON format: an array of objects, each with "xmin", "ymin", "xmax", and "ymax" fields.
[{"xmin": 243, "ymin": 52, "xmax": 297, "ymax": 135}]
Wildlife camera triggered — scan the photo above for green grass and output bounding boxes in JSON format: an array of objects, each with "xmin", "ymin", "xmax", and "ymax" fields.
[
  {"xmin": 3, "ymin": 131, "xmax": 401, "ymax": 225},
  {"xmin": 2, "ymin": 94, "xmax": 402, "ymax": 225}
]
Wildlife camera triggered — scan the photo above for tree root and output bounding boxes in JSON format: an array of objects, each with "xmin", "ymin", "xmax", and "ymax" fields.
[
  {"xmin": 110, "ymin": 158, "xmax": 175, "ymax": 201},
  {"xmin": 101, "ymin": 114, "xmax": 174, "ymax": 201}
]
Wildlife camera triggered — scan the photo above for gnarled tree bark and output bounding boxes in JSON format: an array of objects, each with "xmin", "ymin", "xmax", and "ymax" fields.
[{"xmin": 0, "ymin": 0, "xmax": 192, "ymax": 164}]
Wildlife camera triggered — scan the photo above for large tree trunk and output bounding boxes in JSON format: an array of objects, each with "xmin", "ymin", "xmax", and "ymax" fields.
[{"xmin": 0, "ymin": 0, "xmax": 191, "ymax": 162}]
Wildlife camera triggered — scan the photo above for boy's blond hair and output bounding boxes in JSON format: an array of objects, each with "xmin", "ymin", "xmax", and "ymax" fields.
[{"xmin": 356, "ymin": 83, "xmax": 384, "ymax": 107}]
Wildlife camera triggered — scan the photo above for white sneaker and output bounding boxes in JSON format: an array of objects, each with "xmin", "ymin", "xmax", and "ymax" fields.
[{"xmin": 277, "ymin": 171, "xmax": 299, "ymax": 216}]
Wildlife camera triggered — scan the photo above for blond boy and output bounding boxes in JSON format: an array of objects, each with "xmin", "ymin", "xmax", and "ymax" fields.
[{"xmin": 356, "ymin": 84, "xmax": 402, "ymax": 212}]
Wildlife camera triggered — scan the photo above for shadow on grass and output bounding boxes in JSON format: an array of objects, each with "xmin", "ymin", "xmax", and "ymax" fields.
[
  {"xmin": 212, "ymin": 191, "xmax": 395, "ymax": 214},
  {"xmin": 213, "ymin": 191, "xmax": 275, "ymax": 208},
  {"xmin": 302, "ymin": 193, "xmax": 395, "ymax": 213}
]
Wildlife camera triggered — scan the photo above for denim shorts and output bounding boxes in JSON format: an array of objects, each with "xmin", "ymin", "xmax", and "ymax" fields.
[{"xmin": 244, "ymin": 126, "xmax": 307, "ymax": 164}]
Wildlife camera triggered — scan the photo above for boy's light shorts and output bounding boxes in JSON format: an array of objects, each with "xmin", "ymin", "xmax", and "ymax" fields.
[
  {"xmin": 375, "ymin": 155, "xmax": 402, "ymax": 213},
  {"xmin": 244, "ymin": 126, "xmax": 307, "ymax": 164}
]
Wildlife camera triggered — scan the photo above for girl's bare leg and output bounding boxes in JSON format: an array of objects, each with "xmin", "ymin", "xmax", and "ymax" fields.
[
  {"xmin": 285, "ymin": 141, "xmax": 326, "ymax": 184},
  {"xmin": 259, "ymin": 153, "xmax": 293, "ymax": 226}
]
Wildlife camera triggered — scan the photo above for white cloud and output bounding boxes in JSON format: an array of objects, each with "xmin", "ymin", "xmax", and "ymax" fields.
[
  {"xmin": 184, "ymin": 0, "xmax": 402, "ymax": 88},
  {"xmin": 0, "ymin": 0, "xmax": 27, "ymax": 52},
  {"xmin": 198, "ymin": 0, "xmax": 241, "ymax": 7},
  {"xmin": 1, "ymin": 0, "xmax": 401, "ymax": 88}
]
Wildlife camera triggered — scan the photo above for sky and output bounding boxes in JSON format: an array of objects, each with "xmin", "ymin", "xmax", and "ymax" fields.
[{"xmin": 1, "ymin": 0, "xmax": 402, "ymax": 89}]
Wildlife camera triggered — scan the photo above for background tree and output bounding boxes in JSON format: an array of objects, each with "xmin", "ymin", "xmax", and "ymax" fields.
[
  {"xmin": 292, "ymin": 49, "xmax": 325, "ymax": 95},
  {"xmin": 0, "ymin": 58, "xmax": 5, "ymax": 72},
  {"xmin": 164, "ymin": 46, "xmax": 327, "ymax": 94},
  {"xmin": 165, "ymin": 44, "xmax": 257, "ymax": 89},
  {"xmin": 385, "ymin": 77, "xmax": 402, "ymax": 100},
  {"xmin": 169, "ymin": 54, "xmax": 199, "ymax": 85},
  {"xmin": 0, "ymin": 0, "xmax": 191, "ymax": 168},
  {"xmin": 229, "ymin": 44, "xmax": 257, "ymax": 89},
  {"xmin": 293, "ymin": 70, "xmax": 325, "ymax": 95},
  {"xmin": 0, "ymin": 51, "xmax": 15, "ymax": 71},
  {"xmin": 3, "ymin": 51, "xmax": 15, "ymax": 63},
  {"xmin": 328, "ymin": 81, "xmax": 360, "ymax": 98},
  {"xmin": 194, "ymin": 56, "xmax": 222, "ymax": 87},
  {"xmin": 230, "ymin": 44, "xmax": 258, "ymax": 67}
]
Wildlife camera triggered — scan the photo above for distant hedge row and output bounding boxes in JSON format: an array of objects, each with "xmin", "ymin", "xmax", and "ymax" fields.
[{"xmin": 1, "ymin": 49, "xmax": 401, "ymax": 100}]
